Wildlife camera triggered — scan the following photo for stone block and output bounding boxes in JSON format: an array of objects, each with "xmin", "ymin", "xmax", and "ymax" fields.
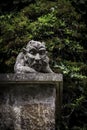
[{"xmin": 0, "ymin": 73, "xmax": 63, "ymax": 130}]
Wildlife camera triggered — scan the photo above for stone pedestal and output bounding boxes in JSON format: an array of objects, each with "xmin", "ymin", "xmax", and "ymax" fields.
[{"xmin": 0, "ymin": 73, "xmax": 63, "ymax": 130}]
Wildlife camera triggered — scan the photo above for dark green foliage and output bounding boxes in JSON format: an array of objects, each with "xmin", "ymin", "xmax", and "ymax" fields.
[
  {"xmin": 60, "ymin": 77, "xmax": 87, "ymax": 130},
  {"xmin": 0, "ymin": 0, "xmax": 87, "ymax": 129}
]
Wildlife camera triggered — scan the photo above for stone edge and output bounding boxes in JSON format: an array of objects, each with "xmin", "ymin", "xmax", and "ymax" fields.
[{"xmin": 0, "ymin": 73, "xmax": 63, "ymax": 82}]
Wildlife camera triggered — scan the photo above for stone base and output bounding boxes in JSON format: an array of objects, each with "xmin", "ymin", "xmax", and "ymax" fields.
[{"xmin": 0, "ymin": 73, "xmax": 63, "ymax": 130}]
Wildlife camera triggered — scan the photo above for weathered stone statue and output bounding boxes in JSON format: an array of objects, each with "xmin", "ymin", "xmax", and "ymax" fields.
[
  {"xmin": 14, "ymin": 40, "xmax": 53, "ymax": 73},
  {"xmin": 0, "ymin": 40, "xmax": 63, "ymax": 130}
]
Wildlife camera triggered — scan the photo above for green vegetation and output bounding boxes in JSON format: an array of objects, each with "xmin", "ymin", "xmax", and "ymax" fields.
[{"xmin": 0, "ymin": 0, "xmax": 87, "ymax": 129}]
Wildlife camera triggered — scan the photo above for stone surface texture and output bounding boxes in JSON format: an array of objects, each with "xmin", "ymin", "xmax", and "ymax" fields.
[
  {"xmin": 14, "ymin": 40, "xmax": 53, "ymax": 73},
  {"xmin": 0, "ymin": 73, "xmax": 63, "ymax": 130}
]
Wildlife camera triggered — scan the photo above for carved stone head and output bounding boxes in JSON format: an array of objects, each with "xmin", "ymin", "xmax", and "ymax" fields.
[
  {"xmin": 23, "ymin": 40, "xmax": 48, "ymax": 71},
  {"xmin": 14, "ymin": 40, "xmax": 53, "ymax": 73}
]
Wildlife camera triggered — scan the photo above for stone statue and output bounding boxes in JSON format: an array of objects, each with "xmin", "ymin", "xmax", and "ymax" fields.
[{"xmin": 14, "ymin": 40, "xmax": 53, "ymax": 73}]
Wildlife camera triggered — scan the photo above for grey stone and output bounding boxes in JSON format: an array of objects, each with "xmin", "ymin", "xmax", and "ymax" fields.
[
  {"xmin": 0, "ymin": 73, "xmax": 63, "ymax": 130},
  {"xmin": 14, "ymin": 40, "xmax": 53, "ymax": 73},
  {"xmin": 0, "ymin": 73, "xmax": 62, "ymax": 82}
]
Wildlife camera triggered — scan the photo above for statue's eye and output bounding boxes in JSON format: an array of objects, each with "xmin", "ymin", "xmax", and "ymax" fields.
[
  {"xmin": 29, "ymin": 50, "xmax": 37, "ymax": 55},
  {"xmin": 39, "ymin": 50, "xmax": 45, "ymax": 55}
]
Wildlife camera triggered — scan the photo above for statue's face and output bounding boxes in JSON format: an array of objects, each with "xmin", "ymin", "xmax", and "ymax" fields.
[{"xmin": 24, "ymin": 41, "xmax": 47, "ymax": 71}]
